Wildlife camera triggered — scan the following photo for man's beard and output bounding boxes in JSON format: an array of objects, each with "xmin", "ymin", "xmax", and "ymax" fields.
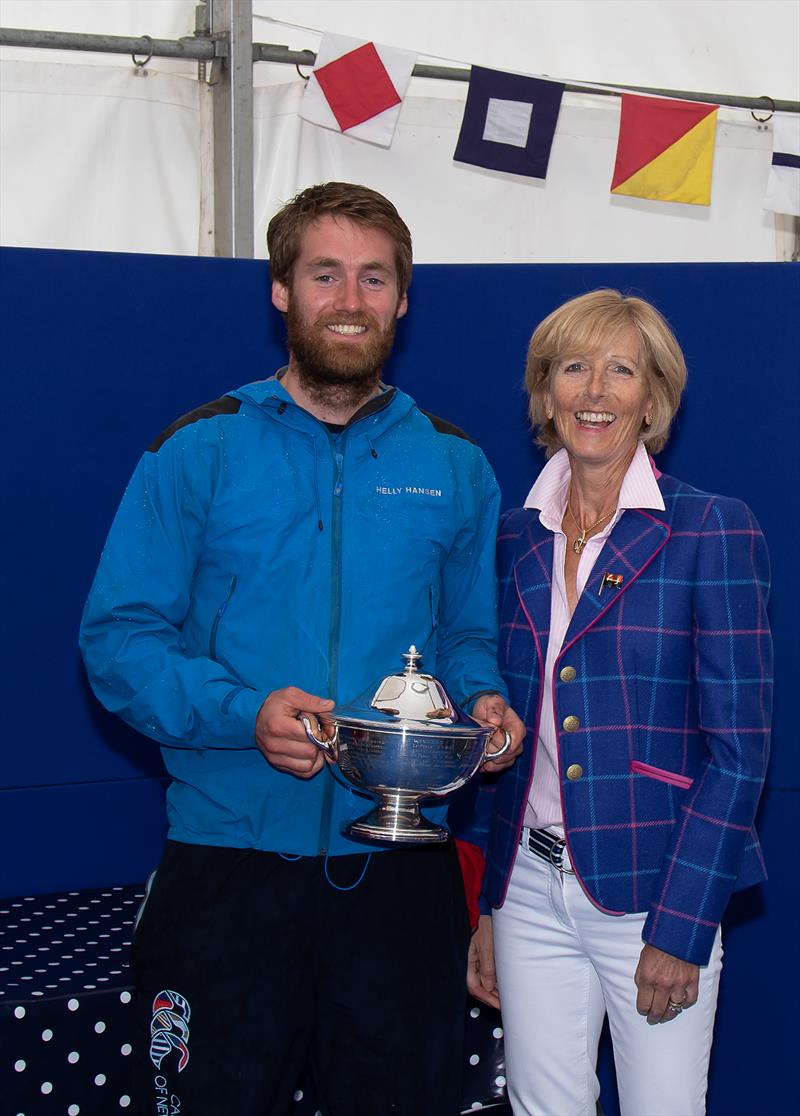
[{"xmin": 285, "ymin": 302, "xmax": 397, "ymax": 411}]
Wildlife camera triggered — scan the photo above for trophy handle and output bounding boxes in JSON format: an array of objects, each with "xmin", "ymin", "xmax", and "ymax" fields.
[
  {"xmin": 299, "ymin": 713, "xmax": 339, "ymax": 759},
  {"xmin": 482, "ymin": 729, "xmax": 512, "ymax": 763}
]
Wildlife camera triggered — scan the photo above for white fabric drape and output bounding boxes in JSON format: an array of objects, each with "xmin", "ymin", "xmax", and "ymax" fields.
[
  {"xmin": 2, "ymin": 59, "xmax": 782, "ymax": 262},
  {"xmin": 1, "ymin": 60, "xmax": 200, "ymax": 255}
]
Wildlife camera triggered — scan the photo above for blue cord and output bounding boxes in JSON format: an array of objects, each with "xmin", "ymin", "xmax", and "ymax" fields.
[
  {"xmin": 323, "ymin": 852, "xmax": 372, "ymax": 891},
  {"xmin": 278, "ymin": 842, "xmax": 372, "ymax": 891}
]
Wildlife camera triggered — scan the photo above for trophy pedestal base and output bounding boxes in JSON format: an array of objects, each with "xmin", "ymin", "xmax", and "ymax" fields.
[{"xmin": 345, "ymin": 795, "xmax": 449, "ymax": 845}]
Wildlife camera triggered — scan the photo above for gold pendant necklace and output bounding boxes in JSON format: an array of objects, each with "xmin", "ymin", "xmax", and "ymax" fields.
[{"xmin": 567, "ymin": 494, "xmax": 615, "ymax": 555}]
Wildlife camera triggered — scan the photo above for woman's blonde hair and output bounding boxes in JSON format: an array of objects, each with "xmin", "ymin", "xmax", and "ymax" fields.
[{"xmin": 525, "ymin": 289, "xmax": 687, "ymax": 456}]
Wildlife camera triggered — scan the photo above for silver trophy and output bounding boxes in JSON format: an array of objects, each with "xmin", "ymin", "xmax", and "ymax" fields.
[{"xmin": 301, "ymin": 645, "xmax": 511, "ymax": 844}]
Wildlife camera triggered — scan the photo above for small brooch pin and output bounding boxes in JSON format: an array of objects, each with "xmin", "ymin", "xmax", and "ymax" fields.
[{"xmin": 599, "ymin": 572, "xmax": 624, "ymax": 596}]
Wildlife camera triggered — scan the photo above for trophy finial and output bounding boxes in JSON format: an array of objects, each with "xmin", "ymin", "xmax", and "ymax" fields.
[{"xmin": 402, "ymin": 645, "xmax": 422, "ymax": 673}]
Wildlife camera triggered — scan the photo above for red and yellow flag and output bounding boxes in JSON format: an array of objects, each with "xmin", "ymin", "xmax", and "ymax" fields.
[{"xmin": 611, "ymin": 94, "xmax": 719, "ymax": 205}]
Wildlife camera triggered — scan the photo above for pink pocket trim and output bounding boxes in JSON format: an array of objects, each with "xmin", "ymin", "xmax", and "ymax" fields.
[{"xmin": 630, "ymin": 760, "xmax": 693, "ymax": 790}]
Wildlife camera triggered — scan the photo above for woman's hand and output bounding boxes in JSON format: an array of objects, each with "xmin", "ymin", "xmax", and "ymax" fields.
[
  {"xmin": 472, "ymin": 694, "xmax": 525, "ymax": 773},
  {"xmin": 467, "ymin": 913, "xmax": 501, "ymax": 1009},
  {"xmin": 634, "ymin": 943, "xmax": 699, "ymax": 1024}
]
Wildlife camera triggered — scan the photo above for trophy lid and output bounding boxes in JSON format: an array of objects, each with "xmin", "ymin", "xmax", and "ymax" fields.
[{"xmin": 332, "ymin": 646, "xmax": 483, "ymax": 735}]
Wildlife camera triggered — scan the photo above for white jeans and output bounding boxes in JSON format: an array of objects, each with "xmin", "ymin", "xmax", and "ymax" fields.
[{"xmin": 492, "ymin": 837, "xmax": 723, "ymax": 1116}]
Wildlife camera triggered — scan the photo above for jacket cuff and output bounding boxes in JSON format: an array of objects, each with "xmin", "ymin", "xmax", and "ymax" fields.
[
  {"xmin": 642, "ymin": 907, "xmax": 719, "ymax": 966},
  {"xmin": 464, "ymin": 688, "xmax": 506, "ymax": 714},
  {"xmin": 221, "ymin": 686, "xmax": 269, "ymax": 748}
]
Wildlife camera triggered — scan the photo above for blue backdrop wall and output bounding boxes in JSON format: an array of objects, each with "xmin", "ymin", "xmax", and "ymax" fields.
[{"xmin": 1, "ymin": 247, "xmax": 797, "ymax": 1114}]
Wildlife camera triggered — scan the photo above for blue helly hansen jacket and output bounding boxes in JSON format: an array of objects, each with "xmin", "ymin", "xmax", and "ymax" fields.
[{"xmin": 80, "ymin": 377, "xmax": 506, "ymax": 856}]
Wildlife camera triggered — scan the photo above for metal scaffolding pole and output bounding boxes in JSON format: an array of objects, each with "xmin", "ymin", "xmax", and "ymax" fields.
[
  {"xmin": 0, "ymin": 26, "xmax": 218, "ymax": 60},
  {"xmin": 208, "ymin": 0, "xmax": 254, "ymax": 258},
  {"xmin": 1, "ymin": 24, "xmax": 798, "ymax": 114}
]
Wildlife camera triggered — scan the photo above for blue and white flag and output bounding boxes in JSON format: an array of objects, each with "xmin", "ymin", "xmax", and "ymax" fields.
[
  {"xmin": 763, "ymin": 115, "xmax": 800, "ymax": 216},
  {"xmin": 454, "ymin": 66, "xmax": 564, "ymax": 179}
]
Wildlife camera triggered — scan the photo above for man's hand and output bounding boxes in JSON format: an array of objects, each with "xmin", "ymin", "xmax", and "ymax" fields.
[
  {"xmin": 634, "ymin": 942, "xmax": 699, "ymax": 1024},
  {"xmin": 467, "ymin": 914, "xmax": 500, "ymax": 1009},
  {"xmin": 472, "ymin": 694, "xmax": 524, "ymax": 773},
  {"xmin": 255, "ymin": 686, "xmax": 334, "ymax": 778}
]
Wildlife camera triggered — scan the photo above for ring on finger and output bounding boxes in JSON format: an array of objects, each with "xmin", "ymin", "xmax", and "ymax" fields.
[{"xmin": 667, "ymin": 997, "xmax": 685, "ymax": 1014}]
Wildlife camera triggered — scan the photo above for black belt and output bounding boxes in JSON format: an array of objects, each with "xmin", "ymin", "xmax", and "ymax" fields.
[{"xmin": 520, "ymin": 826, "xmax": 574, "ymax": 874}]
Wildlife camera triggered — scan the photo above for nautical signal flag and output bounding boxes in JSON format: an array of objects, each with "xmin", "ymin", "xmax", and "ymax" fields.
[
  {"xmin": 611, "ymin": 94, "xmax": 719, "ymax": 206},
  {"xmin": 299, "ymin": 34, "xmax": 417, "ymax": 148},
  {"xmin": 454, "ymin": 66, "xmax": 564, "ymax": 179},
  {"xmin": 763, "ymin": 115, "xmax": 800, "ymax": 216}
]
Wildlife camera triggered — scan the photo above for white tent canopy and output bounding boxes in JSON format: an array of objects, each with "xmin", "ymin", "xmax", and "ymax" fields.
[{"xmin": 1, "ymin": 0, "xmax": 798, "ymax": 262}]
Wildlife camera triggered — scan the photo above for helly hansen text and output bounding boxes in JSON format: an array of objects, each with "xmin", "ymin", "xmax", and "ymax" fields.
[{"xmin": 376, "ymin": 486, "xmax": 443, "ymax": 497}]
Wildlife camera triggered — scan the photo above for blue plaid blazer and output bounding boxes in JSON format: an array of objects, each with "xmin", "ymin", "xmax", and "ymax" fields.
[{"xmin": 475, "ymin": 472, "xmax": 772, "ymax": 966}]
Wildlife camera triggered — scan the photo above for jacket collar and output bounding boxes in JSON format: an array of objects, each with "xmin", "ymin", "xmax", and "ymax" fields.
[
  {"xmin": 524, "ymin": 443, "xmax": 665, "ymax": 525},
  {"xmin": 512, "ymin": 502, "xmax": 671, "ymax": 649},
  {"xmin": 230, "ymin": 375, "xmax": 410, "ymax": 436}
]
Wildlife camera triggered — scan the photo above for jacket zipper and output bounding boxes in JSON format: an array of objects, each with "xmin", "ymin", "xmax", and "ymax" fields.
[
  {"xmin": 317, "ymin": 441, "xmax": 346, "ymax": 854},
  {"xmin": 209, "ymin": 575, "xmax": 238, "ymax": 660}
]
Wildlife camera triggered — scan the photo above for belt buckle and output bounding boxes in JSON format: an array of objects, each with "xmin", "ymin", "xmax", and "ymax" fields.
[
  {"xmin": 546, "ymin": 833, "xmax": 575, "ymax": 875},
  {"xmin": 521, "ymin": 827, "xmax": 575, "ymax": 875},
  {"xmin": 548, "ymin": 836, "xmax": 565, "ymax": 872}
]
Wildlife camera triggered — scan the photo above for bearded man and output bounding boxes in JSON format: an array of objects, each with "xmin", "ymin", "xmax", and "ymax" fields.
[{"xmin": 80, "ymin": 182, "xmax": 522, "ymax": 1116}]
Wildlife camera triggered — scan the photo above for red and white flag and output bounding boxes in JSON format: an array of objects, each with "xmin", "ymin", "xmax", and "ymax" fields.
[{"xmin": 300, "ymin": 34, "xmax": 417, "ymax": 148}]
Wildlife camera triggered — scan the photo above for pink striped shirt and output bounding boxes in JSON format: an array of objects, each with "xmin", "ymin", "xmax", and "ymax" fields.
[{"xmin": 521, "ymin": 441, "xmax": 665, "ymax": 830}]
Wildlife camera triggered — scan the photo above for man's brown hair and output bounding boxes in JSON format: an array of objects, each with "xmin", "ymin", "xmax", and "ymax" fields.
[{"xmin": 267, "ymin": 182, "xmax": 413, "ymax": 296}]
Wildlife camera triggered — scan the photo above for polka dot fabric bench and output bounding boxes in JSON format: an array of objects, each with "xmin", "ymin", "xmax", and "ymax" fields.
[
  {"xmin": 1, "ymin": 885, "xmax": 143, "ymax": 1115},
  {"xmin": 1, "ymin": 884, "xmax": 511, "ymax": 1115}
]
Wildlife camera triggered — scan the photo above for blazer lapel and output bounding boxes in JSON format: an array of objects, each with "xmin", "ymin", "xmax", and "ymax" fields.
[{"xmin": 563, "ymin": 509, "xmax": 670, "ymax": 647}]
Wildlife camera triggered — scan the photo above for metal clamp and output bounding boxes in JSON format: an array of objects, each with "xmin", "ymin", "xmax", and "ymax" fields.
[
  {"xmin": 131, "ymin": 35, "xmax": 153, "ymax": 69},
  {"xmin": 751, "ymin": 95, "xmax": 775, "ymax": 125}
]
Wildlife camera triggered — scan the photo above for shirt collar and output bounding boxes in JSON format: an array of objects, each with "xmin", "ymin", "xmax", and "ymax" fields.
[{"xmin": 524, "ymin": 441, "xmax": 665, "ymax": 531}]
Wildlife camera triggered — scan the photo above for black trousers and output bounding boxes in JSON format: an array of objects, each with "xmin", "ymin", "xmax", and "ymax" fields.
[{"xmin": 131, "ymin": 840, "xmax": 471, "ymax": 1116}]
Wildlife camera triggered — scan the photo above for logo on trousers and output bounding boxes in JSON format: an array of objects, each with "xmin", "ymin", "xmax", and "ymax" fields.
[{"xmin": 150, "ymin": 989, "xmax": 191, "ymax": 1073}]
